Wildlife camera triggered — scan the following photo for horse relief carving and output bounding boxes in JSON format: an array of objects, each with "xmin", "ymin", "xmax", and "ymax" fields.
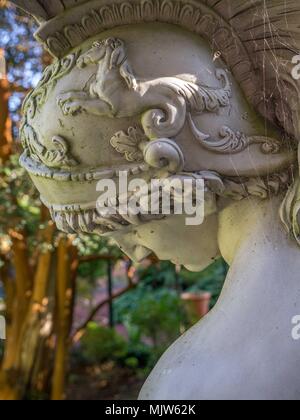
[
  {"xmin": 57, "ymin": 37, "xmax": 281, "ymax": 156},
  {"xmin": 57, "ymin": 37, "xmax": 232, "ymax": 142}
]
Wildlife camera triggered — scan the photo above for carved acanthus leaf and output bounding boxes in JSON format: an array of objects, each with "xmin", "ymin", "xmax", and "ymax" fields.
[
  {"xmin": 110, "ymin": 127, "xmax": 149, "ymax": 162},
  {"xmin": 189, "ymin": 119, "xmax": 282, "ymax": 155},
  {"xmin": 220, "ymin": 168, "xmax": 294, "ymax": 201}
]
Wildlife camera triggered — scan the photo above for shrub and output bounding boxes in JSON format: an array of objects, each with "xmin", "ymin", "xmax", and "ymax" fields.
[
  {"xmin": 80, "ymin": 323, "xmax": 128, "ymax": 364},
  {"xmin": 115, "ymin": 286, "xmax": 185, "ymax": 370}
]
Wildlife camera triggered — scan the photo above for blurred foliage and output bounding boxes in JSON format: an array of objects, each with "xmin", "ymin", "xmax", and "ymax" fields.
[
  {"xmin": 77, "ymin": 284, "xmax": 184, "ymax": 372},
  {"xmin": 120, "ymin": 288, "xmax": 184, "ymax": 368},
  {"xmin": 80, "ymin": 323, "xmax": 128, "ymax": 364},
  {"xmin": 73, "ymin": 323, "xmax": 151, "ymax": 373},
  {"xmin": 74, "ymin": 235, "xmax": 121, "ymax": 259},
  {"xmin": 0, "ymin": 4, "xmax": 47, "ymax": 263},
  {"xmin": 0, "ymin": 4, "xmax": 41, "ymax": 87},
  {"xmin": 0, "ymin": 155, "xmax": 40, "ymax": 231},
  {"xmin": 0, "ymin": 154, "xmax": 43, "ymax": 273},
  {"xmin": 72, "ymin": 258, "xmax": 227, "ymax": 376},
  {"xmin": 72, "ymin": 252, "xmax": 228, "ymax": 376},
  {"xmin": 136, "ymin": 261, "xmax": 179, "ymax": 289},
  {"xmin": 112, "ymin": 259, "xmax": 227, "ymax": 372},
  {"xmin": 0, "ymin": 3, "xmax": 42, "ymax": 133},
  {"xmin": 75, "ymin": 235, "xmax": 123, "ymax": 282}
]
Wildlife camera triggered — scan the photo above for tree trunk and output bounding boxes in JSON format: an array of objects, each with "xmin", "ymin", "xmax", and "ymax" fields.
[
  {"xmin": 0, "ymin": 45, "xmax": 79, "ymax": 400},
  {"xmin": 0, "ymin": 231, "xmax": 32, "ymax": 400},
  {"xmin": 0, "ymin": 229, "xmax": 79, "ymax": 400},
  {"xmin": 0, "ymin": 48, "xmax": 13, "ymax": 161},
  {"xmin": 51, "ymin": 238, "xmax": 78, "ymax": 400}
]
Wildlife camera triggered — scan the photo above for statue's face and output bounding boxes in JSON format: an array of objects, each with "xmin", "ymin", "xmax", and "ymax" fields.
[{"xmin": 19, "ymin": 24, "xmax": 296, "ymax": 264}]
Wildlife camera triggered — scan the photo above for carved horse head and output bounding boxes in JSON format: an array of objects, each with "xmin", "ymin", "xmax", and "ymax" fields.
[{"xmin": 77, "ymin": 38, "xmax": 137, "ymax": 90}]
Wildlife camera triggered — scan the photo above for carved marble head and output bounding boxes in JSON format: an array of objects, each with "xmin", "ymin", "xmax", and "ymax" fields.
[{"xmin": 12, "ymin": 0, "xmax": 300, "ymax": 270}]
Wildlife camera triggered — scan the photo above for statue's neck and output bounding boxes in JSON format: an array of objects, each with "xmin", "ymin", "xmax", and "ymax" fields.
[
  {"xmin": 218, "ymin": 196, "xmax": 300, "ymax": 316},
  {"xmin": 140, "ymin": 195, "xmax": 300, "ymax": 400}
]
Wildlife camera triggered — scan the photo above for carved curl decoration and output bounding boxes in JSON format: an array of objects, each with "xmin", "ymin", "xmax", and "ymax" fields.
[
  {"xmin": 20, "ymin": 52, "xmax": 80, "ymax": 170},
  {"xmin": 188, "ymin": 121, "xmax": 282, "ymax": 155},
  {"xmin": 21, "ymin": 125, "xmax": 78, "ymax": 168},
  {"xmin": 22, "ymin": 52, "xmax": 79, "ymax": 120}
]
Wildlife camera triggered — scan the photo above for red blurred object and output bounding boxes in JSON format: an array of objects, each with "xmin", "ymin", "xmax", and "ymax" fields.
[{"xmin": 181, "ymin": 292, "xmax": 211, "ymax": 319}]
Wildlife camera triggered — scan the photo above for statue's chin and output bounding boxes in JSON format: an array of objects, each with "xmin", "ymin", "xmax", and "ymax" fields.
[
  {"xmin": 169, "ymin": 256, "xmax": 219, "ymax": 272},
  {"xmin": 183, "ymin": 263, "xmax": 211, "ymax": 272}
]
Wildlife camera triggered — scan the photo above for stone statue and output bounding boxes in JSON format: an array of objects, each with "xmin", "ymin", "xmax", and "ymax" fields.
[{"xmin": 10, "ymin": 0, "xmax": 300, "ymax": 399}]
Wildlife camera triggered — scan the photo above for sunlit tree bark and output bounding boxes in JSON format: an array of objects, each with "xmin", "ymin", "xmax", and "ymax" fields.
[
  {"xmin": 0, "ymin": 224, "xmax": 79, "ymax": 399},
  {"xmin": 0, "ymin": 48, "xmax": 12, "ymax": 161},
  {"xmin": 0, "ymin": 48, "xmax": 79, "ymax": 398}
]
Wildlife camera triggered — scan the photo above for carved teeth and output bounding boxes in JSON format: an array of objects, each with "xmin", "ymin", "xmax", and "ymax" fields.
[{"xmin": 54, "ymin": 172, "xmax": 71, "ymax": 181}]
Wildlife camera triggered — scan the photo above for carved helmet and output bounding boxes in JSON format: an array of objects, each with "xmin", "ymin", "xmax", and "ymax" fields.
[
  {"xmin": 9, "ymin": 0, "xmax": 300, "ymax": 242},
  {"xmin": 11, "ymin": 0, "xmax": 300, "ymax": 139}
]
